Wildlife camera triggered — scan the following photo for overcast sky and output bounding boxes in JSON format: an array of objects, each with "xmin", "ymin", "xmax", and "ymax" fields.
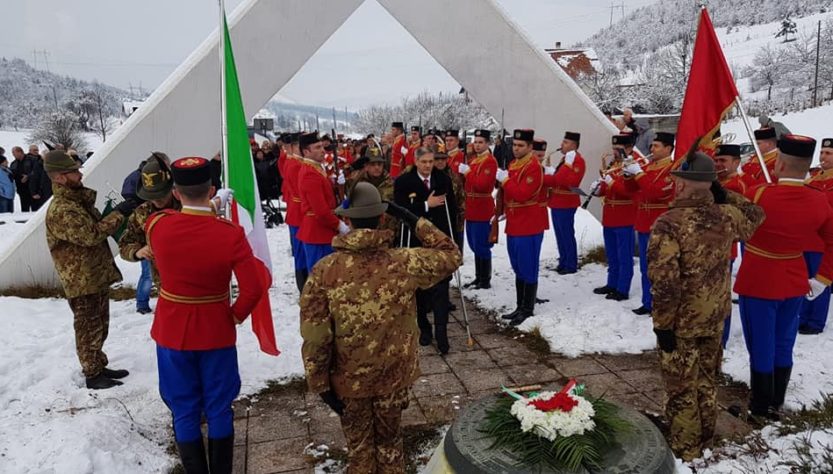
[{"xmin": 1, "ymin": 0, "xmax": 653, "ymax": 109}]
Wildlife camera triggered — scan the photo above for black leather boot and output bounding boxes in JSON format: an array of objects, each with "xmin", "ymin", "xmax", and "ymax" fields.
[
  {"xmin": 177, "ymin": 439, "xmax": 209, "ymax": 474},
  {"xmin": 464, "ymin": 258, "xmax": 481, "ymax": 288},
  {"xmin": 479, "ymin": 259, "xmax": 491, "ymax": 289},
  {"xmin": 434, "ymin": 282, "xmax": 451, "ymax": 354},
  {"xmin": 502, "ymin": 279, "xmax": 525, "ymax": 320},
  {"xmin": 772, "ymin": 366, "xmax": 792, "ymax": 410},
  {"xmin": 749, "ymin": 370, "xmax": 775, "ymax": 418},
  {"xmin": 295, "ymin": 270, "xmax": 308, "ymax": 293},
  {"xmin": 510, "ymin": 283, "xmax": 538, "ymax": 326},
  {"xmin": 208, "ymin": 436, "xmax": 234, "ymax": 474},
  {"xmin": 85, "ymin": 373, "xmax": 123, "ymax": 390}
]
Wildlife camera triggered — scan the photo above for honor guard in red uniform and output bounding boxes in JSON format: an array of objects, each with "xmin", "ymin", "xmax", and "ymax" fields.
[
  {"xmin": 389, "ymin": 122, "xmax": 407, "ymax": 178},
  {"xmin": 147, "ymin": 157, "xmax": 265, "ymax": 474},
  {"xmin": 404, "ymin": 126, "xmax": 422, "ymax": 169},
  {"xmin": 714, "ymin": 143, "xmax": 747, "ymax": 347},
  {"xmin": 542, "ymin": 131, "xmax": 585, "ymax": 274},
  {"xmin": 497, "ymin": 129, "xmax": 547, "ymax": 326},
  {"xmin": 740, "ymin": 127, "xmax": 779, "ymax": 189},
  {"xmin": 280, "ymin": 133, "xmax": 308, "ymax": 292},
  {"xmin": 444, "ymin": 130, "xmax": 465, "ymax": 174},
  {"xmin": 459, "ymin": 129, "xmax": 498, "ymax": 289},
  {"xmin": 624, "ymin": 131, "xmax": 676, "ymax": 315},
  {"xmin": 591, "ymin": 134, "xmax": 638, "ymax": 302},
  {"xmin": 799, "ymin": 137, "xmax": 833, "ymax": 335},
  {"xmin": 297, "ymin": 132, "xmax": 349, "ymax": 272}
]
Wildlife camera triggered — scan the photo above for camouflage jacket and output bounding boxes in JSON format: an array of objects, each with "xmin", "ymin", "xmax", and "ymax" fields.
[
  {"xmin": 648, "ymin": 190, "xmax": 764, "ymax": 337},
  {"xmin": 300, "ymin": 219, "xmax": 462, "ymax": 398},
  {"xmin": 347, "ymin": 170, "xmax": 398, "ymax": 235},
  {"xmin": 118, "ymin": 199, "xmax": 181, "ymax": 284},
  {"xmin": 46, "ymin": 184, "xmax": 124, "ymax": 298}
]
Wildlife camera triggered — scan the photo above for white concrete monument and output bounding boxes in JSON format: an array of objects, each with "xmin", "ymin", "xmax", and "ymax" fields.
[{"xmin": 0, "ymin": 0, "xmax": 617, "ymax": 289}]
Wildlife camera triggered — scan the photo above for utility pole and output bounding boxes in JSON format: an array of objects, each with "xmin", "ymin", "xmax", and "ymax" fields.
[
  {"xmin": 609, "ymin": 2, "xmax": 625, "ymax": 27},
  {"xmin": 813, "ymin": 20, "xmax": 821, "ymax": 108}
]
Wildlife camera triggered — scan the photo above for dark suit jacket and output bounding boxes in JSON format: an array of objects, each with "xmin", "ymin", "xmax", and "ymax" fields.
[{"xmin": 393, "ymin": 166, "xmax": 457, "ymax": 247}]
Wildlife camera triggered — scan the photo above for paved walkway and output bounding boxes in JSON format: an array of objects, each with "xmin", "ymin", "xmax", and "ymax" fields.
[{"xmin": 222, "ymin": 295, "xmax": 751, "ymax": 473}]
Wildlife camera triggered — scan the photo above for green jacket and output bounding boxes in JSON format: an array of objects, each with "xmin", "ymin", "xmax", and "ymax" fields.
[
  {"xmin": 118, "ymin": 199, "xmax": 181, "ymax": 285},
  {"xmin": 46, "ymin": 184, "xmax": 124, "ymax": 298},
  {"xmin": 300, "ymin": 219, "xmax": 461, "ymax": 398}
]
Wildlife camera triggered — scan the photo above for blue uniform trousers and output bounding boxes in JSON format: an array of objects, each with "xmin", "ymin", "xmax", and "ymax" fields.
[
  {"xmin": 602, "ymin": 226, "xmax": 634, "ymax": 295},
  {"xmin": 638, "ymin": 232, "xmax": 652, "ymax": 310},
  {"xmin": 136, "ymin": 259, "xmax": 152, "ymax": 311},
  {"xmin": 507, "ymin": 233, "xmax": 544, "ymax": 284},
  {"xmin": 288, "ymin": 225, "xmax": 306, "ymax": 271},
  {"xmin": 722, "ymin": 260, "xmax": 735, "ymax": 348},
  {"xmin": 739, "ymin": 296, "xmax": 802, "ymax": 373},
  {"xmin": 551, "ymin": 208, "xmax": 578, "ymax": 272},
  {"xmin": 799, "ymin": 251, "xmax": 831, "ymax": 332},
  {"xmin": 302, "ymin": 243, "xmax": 333, "ymax": 273},
  {"xmin": 157, "ymin": 346, "xmax": 240, "ymax": 442},
  {"xmin": 465, "ymin": 221, "xmax": 493, "ymax": 259}
]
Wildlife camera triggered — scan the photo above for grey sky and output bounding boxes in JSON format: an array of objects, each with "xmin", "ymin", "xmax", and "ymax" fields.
[{"xmin": 1, "ymin": 0, "xmax": 641, "ymax": 109}]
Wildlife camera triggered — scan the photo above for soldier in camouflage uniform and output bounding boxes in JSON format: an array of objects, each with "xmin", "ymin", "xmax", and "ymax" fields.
[
  {"xmin": 346, "ymin": 148, "xmax": 398, "ymax": 237},
  {"xmin": 44, "ymin": 150, "xmax": 140, "ymax": 389},
  {"xmin": 118, "ymin": 154, "xmax": 179, "ymax": 303},
  {"xmin": 300, "ymin": 182, "xmax": 461, "ymax": 473},
  {"xmin": 647, "ymin": 152, "xmax": 764, "ymax": 461}
]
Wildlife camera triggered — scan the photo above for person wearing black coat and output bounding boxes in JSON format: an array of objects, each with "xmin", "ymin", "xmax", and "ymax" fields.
[
  {"xmin": 393, "ymin": 147, "xmax": 458, "ymax": 354},
  {"xmin": 9, "ymin": 147, "xmax": 34, "ymax": 211},
  {"xmin": 28, "ymin": 154, "xmax": 53, "ymax": 211}
]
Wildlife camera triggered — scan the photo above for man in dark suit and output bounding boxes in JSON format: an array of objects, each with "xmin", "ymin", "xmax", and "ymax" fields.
[{"xmin": 394, "ymin": 147, "xmax": 458, "ymax": 354}]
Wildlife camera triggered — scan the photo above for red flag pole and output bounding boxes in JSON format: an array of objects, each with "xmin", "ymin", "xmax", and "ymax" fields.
[{"xmin": 735, "ymin": 97, "xmax": 773, "ymax": 184}]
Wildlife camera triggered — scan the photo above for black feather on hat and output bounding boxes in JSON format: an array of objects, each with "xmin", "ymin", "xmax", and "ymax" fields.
[{"xmin": 670, "ymin": 135, "xmax": 716, "ymax": 182}]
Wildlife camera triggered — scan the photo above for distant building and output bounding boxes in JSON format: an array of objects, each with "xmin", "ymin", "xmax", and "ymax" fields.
[
  {"xmin": 545, "ymin": 42, "xmax": 601, "ymax": 79},
  {"xmin": 122, "ymin": 99, "xmax": 144, "ymax": 117}
]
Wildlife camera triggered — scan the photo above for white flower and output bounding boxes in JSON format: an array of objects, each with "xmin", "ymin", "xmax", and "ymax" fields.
[{"xmin": 510, "ymin": 390, "xmax": 596, "ymax": 441}]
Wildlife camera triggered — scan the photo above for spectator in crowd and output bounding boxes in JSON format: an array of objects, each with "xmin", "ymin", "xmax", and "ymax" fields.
[
  {"xmin": 9, "ymin": 146, "xmax": 33, "ymax": 211},
  {"xmin": 0, "ymin": 154, "xmax": 14, "ymax": 213},
  {"xmin": 622, "ymin": 107, "xmax": 637, "ymax": 132},
  {"xmin": 758, "ymin": 115, "xmax": 791, "ymax": 140},
  {"xmin": 634, "ymin": 117, "xmax": 656, "ymax": 155},
  {"xmin": 28, "ymin": 147, "xmax": 53, "ymax": 211}
]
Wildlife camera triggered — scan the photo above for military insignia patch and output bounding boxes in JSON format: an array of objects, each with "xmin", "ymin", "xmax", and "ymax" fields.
[
  {"xmin": 526, "ymin": 176, "xmax": 533, "ymax": 184},
  {"xmin": 180, "ymin": 157, "xmax": 202, "ymax": 167},
  {"xmin": 141, "ymin": 172, "xmax": 157, "ymax": 188}
]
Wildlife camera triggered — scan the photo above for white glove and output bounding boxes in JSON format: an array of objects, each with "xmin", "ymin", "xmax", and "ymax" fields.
[
  {"xmin": 807, "ymin": 278, "xmax": 828, "ymax": 301},
  {"xmin": 623, "ymin": 163, "xmax": 643, "ymax": 176},
  {"xmin": 337, "ymin": 173, "xmax": 346, "ymax": 185},
  {"xmin": 564, "ymin": 150, "xmax": 576, "ymax": 166},
  {"xmin": 544, "ymin": 166, "xmax": 556, "ymax": 176},
  {"xmin": 400, "ymin": 145, "xmax": 408, "ymax": 155},
  {"xmin": 337, "ymin": 220, "xmax": 350, "ymax": 235},
  {"xmin": 457, "ymin": 163, "xmax": 471, "ymax": 175},
  {"xmin": 213, "ymin": 188, "xmax": 234, "ymax": 210},
  {"xmin": 590, "ymin": 179, "xmax": 601, "ymax": 190},
  {"xmin": 495, "ymin": 168, "xmax": 509, "ymax": 183},
  {"xmin": 604, "ymin": 174, "xmax": 614, "ymax": 185}
]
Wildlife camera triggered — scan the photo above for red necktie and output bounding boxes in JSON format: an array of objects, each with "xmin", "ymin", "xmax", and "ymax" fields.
[{"xmin": 423, "ymin": 178, "xmax": 430, "ymax": 190}]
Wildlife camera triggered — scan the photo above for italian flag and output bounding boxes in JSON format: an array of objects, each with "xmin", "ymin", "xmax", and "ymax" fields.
[{"xmin": 222, "ymin": 13, "xmax": 279, "ymax": 356}]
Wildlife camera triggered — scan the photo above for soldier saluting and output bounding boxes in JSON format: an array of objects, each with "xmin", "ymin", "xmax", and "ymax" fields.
[
  {"xmin": 44, "ymin": 150, "xmax": 140, "ymax": 390},
  {"xmin": 300, "ymin": 182, "xmax": 461, "ymax": 473}
]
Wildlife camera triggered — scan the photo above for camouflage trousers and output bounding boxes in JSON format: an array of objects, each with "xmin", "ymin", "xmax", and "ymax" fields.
[
  {"xmin": 67, "ymin": 290, "xmax": 110, "ymax": 378},
  {"xmin": 340, "ymin": 388, "xmax": 410, "ymax": 474},
  {"xmin": 658, "ymin": 335, "xmax": 722, "ymax": 461}
]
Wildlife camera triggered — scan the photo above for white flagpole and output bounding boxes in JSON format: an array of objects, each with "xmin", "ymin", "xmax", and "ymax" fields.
[
  {"xmin": 219, "ymin": 0, "xmax": 229, "ymax": 191},
  {"xmin": 735, "ymin": 96, "xmax": 772, "ymax": 184}
]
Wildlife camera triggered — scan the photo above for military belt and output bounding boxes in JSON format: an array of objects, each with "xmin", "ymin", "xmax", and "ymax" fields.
[
  {"xmin": 604, "ymin": 199, "xmax": 633, "ymax": 206},
  {"xmin": 160, "ymin": 289, "xmax": 230, "ymax": 304},
  {"xmin": 292, "ymin": 197, "xmax": 301, "ymax": 203},
  {"xmin": 639, "ymin": 203, "xmax": 669, "ymax": 210},
  {"xmin": 745, "ymin": 244, "xmax": 802, "ymax": 260},
  {"xmin": 467, "ymin": 192, "xmax": 492, "ymax": 198},
  {"xmin": 551, "ymin": 189, "xmax": 574, "ymax": 195},
  {"xmin": 506, "ymin": 200, "xmax": 538, "ymax": 208}
]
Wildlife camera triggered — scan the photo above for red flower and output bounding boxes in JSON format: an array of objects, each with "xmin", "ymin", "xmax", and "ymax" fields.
[{"xmin": 529, "ymin": 392, "xmax": 578, "ymax": 412}]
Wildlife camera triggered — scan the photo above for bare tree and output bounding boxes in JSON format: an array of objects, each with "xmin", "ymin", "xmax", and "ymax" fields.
[
  {"xmin": 28, "ymin": 110, "xmax": 88, "ymax": 151},
  {"xmin": 747, "ymin": 45, "xmax": 786, "ymax": 101}
]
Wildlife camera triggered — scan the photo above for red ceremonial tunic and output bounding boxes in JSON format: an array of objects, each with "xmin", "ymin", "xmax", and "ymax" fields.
[
  {"xmin": 625, "ymin": 156, "xmax": 675, "ymax": 234},
  {"xmin": 598, "ymin": 170, "xmax": 637, "ymax": 228},
  {"xmin": 447, "ymin": 148, "xmax": 465, "ymax": 175},
  {"xmin": 464, "ymin": 151, "xmax": 498, "ymax": 222},
  {"xmin": 297, "ymin": 159, "xmax": 340, "ymax": 244},
  {"xmin": 282, "ymin": 154, "xmax": 304, "ymax": 227},
  {"xmin": 503, "ymin": 153, "xmax": 546, "ymax": 236},
  {"xmin": 720, "ymin": 172, "xmax": 747, "ymax": 260},
  {"xmin": 146, "ymin": 208, "xmax": 264, "ymax": 350},
  {"xmin": 390, "ymin": 134, "xmax": 406, "ymax": 178},
  {"xmin": 739, "ymin": 149, "xmax": 778, "ymax": 189},
  {"xmin": 404, "ymin": 141, "xmax": 420, "ymax": 168},
  {"xmin": 735, "ymin": 180, "xmax": 833, "ymax": 299},
  {"xmin": 804, "ymin": 168, "xmax": 833, "ymax": 252},
  {"xmin": 543, "ymin": 152, "xmax": 586, "ymax": 209}
]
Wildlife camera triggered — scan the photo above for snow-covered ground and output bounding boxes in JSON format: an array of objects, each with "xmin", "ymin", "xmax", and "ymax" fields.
[{"xmin": 0, "ymin": 225, "xmax": 304, "ymax": 473}]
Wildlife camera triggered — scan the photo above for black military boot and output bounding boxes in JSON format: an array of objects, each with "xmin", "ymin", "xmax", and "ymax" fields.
[
  {"xmin": 606, "ymin": 290, "xmax": 629, "ymax": 301},
  {"xmin": 85, "ymin": 373, "xmax": 123, "ymax": 390},
  {"xmin": 464, "ymin": 259, "xmax": 482, "ymax": 288},
  {"xmin": 749, "ymin": 370, "xmax": 776, "ymax": 419},
  {"xmin": 479, "ymin": 259, "xmax": 491, "ymax": 289},
  {"xmin": 101, "ymin": 367, "xmax": 129, "ymax": 379},
  {"xmin": 501, "ymin": 279, "xmax": 525, "ymax": 320},
  {"xmin": 434, "ymin": 283, "xmax": 451, "ymax": 354},
  {"xmin": 510, "ymin": 283, "xmax": 538, "ymax": 327},
  {"xmin": 772, "ymin": 366, "xmax": 792, "ymax": 411},
  {"xmin": 294, "ymin": 270, "xmax": 308, "ymax": 293},
  {"xmin": 593, "ymin": 285, "xmax": 614, "ymax": 295},
  {"xmin": 208, "ymin": 436, "xmax": 234, "ymax": 474},
  {"xmin": 177, "ymin": 439, "xmax": 209, "ymax": 474}
]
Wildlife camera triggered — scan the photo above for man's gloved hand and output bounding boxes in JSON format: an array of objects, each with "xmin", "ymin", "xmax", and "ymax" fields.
[
  {"xmin": 654, "ymin": 328, "xmax": 676, "ymax": 353},
  {"xmin": 115, "ymin": 197, "xmax": 141, "ymax": 217},
  {"xmin": 710, "ymin": 181, "xmax": 728, "ymax": 204},
  {"xmin": 590, "ymin": 178, "xmax": 601, "ymax": 190},
  {"xmin": 337, "ymin": 173, "xmax": 346, "ymax": 186},
  {"xmin": 564, "ymin": 150, "xmax": 577, "ymax": 166},
  {"xmin": 544, "ymin": 166, "xmax": 556, "ymax": 176},
  {"xmin": 400, "ymin": 145, "xmax": 409, "ymax": 155},
  {"xmin": 495, "ymin": 168, "xmax": 509, "ymax": 183},
  {"xmin": 807, "ymin": 278, "xmax": 828, "ymax": 301},
  {"xmin": 319, "ymin": 390, "xmax": 345, "ymax": 416},
  {"xmin": 604, "ymin": 174, "xmax": 614, "ymax": 185},
  {"xmin": 337, "ymin": 220, "xmax": 350, "ymax": 235},
  {"xmin": 384, "ymin": 200, "xmax": 420, "ymax": 228},
  {"xmin": 623, "ymin": 162, "xmax": 643, "ymax": 176},
  {"xmin": 213, "ymin": 188, "xmax": 234, "ymax": 210},
  {"xmin": 457, "ymin": 163, "xmax": 471, "ymax": 175}
]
